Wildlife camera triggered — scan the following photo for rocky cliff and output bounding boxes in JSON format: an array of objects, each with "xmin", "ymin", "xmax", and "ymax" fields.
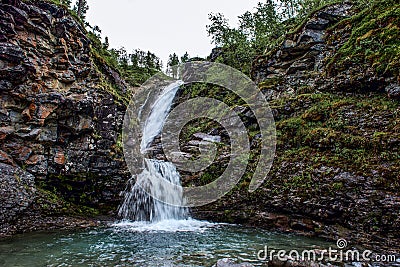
[
  {"xmin": 0, "ymin": 0, "xmax": 130, "ymax": 236},
  {"xmin": 0, "ymin": 0, "xmax": 399, "ymax": 255},
  {"xmin": 187, "ymin": 2, "xmax": 399, "ymax": 253}
]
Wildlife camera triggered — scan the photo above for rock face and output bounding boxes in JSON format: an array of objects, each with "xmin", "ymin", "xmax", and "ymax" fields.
[
  {"xmin": 252, "ymin": 3, "xmax": 354, "ymax": 100},
  {"xmin": 189, "ymin": 2, "xmax": 400, "ymax": 254},
  {"xmin": 0, "ymin": 163, "xmax": 36, "ymax": 224},
  {"xmin": 0, "ymin": 0, "xmax": 130, "ymax": 236},
  {"xmin": 252, "ymin": 2, "xmax": 399, "ymax": 99}
]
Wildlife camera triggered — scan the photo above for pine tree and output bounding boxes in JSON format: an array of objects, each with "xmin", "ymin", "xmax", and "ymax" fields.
[
  {"xmin": 181, "ymin": 52, "xmax": 190, "ymax": 63},
  {"xmin": 103, "ymin": 37, "xmax": 109, "ymax": 50},
  {"xmin": 74, "ymin": 0, "xmax": 89, "ymax": 21},
  {"xmin": 167, "ymin": 53, "xmax": 180, "ymax": 78}
]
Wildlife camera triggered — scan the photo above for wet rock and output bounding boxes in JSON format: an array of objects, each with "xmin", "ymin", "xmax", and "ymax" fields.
[
  {"xmin": 252, "ymin": 3, "xmax": 355, "ymax": 98},
  {"xmin": 305, "ymin": 17, "xmax": 330, "ymax": 30},
  {"xmin": 1, "ymin": 5, "xmax": 28, "ymax": 26},
  {"xmin": 0, "ymin": 14, "xmax": 17, "ymax": 36},
  {"xmin": 53, "ymin": 148, "xmax": 66, "ymax": 165},
  {"xmin": 0, "ymin": 126, "xmax": 14, "ymax": 139},
  {"xmin": 385, "ymin": 83, "xmax": 400, "ymax": 99},
  {"xmin": 193, "ymin": 132, "xmax": 221, "ymax": 143},
  {"xmin": 0, "ymin": 63, "xmax": 27, "ymax": 81},
  {"xmin": 15, "ymin": 128, "xmax": 41, "ymax": 139},
  {"xmin": 0, "ymin": 42, "xmax": 24, "ymax": 63},
  {"xmin": 26, "ymin": 4, "xmax": 52, "ymax": 27},
  {"xmin": 318, "ymin": 3, "xmax": 353, "ymax": 20},
  {"xmin": 286, "ymin": 59, "xmax": 314, "ymax": 75},
  {"xmin": 0, "ymin": 150, "xmax": 14, "ymax": 165},
  {"xmin": 0, "ymin": 163, "xmax": 36, "ymax": 223},
  {"xmin": 298, "ymin": 29, "xmax": 325, "ymax": 44},
  {"xmin": 36, "ymin": 1, "xmax": 65, "ymax": 18},
  {"xmin": 212, "ymin": 258, "xmax": 254, "ymax": 267}
]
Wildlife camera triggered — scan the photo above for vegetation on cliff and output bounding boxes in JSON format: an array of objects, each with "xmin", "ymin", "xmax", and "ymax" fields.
[
  {"xmin": 1, "ymin": 0, "xmax": 398, "ymax": 253},
  {"xmin": 207, "ymin": 0, "xmax": 399, "ymax": 78},
  {"xmin": 182, "ymin": 0, "xmax": 400, "ymax": 251},
  {"xmin": 327, "ymin": 0, "xmax": 400, "ymax": 77}
]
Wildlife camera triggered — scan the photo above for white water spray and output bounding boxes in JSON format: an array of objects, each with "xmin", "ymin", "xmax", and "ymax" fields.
[{"xmin": 118, "ymin": 81, "xmax": 188, "ymax": 222}]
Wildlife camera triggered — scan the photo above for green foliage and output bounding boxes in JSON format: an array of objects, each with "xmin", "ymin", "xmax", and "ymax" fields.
[
  {"xmin": 206, "ymin": 0, "xmax": 339, "ymax": 74},
  {"xmin": 116, "ymin": 48, "xmax": 163, "ymax": 86},
  {"xmin": 74, "ymin": 0, "xmax": 89, "ymax": 20},
  {"xmin": 41, "ymin": 0, "xmax": 163, "ymax": 88},
  {"xmin": 207, "ymin": 1, "xmax": 284, "ymax": 74},
  {"xmin": 166, "ymin": 52, "xmax": 197, "ymax": 77},
  {"xmin": 181, "ymin": 52, "xmax": 190, "ymax": 63},
  {"xmin": 275, "ymin": 92, "xmax": 399, "ymax": 169},
  {"xmin": 60, "ymin": 0, "xmax": 72, "ymax": 8},
  {"xmin": 87, "ymin": 26, "xmax": 163, "ymax": 87},
  {"xmin": 206, "ymin": 0, "xmax": 397, "ymax": 75},
  {"xmin": 167, "ymin": 53, "xmax": 180, "ymax": 78},
  {"xmin": 328, "ymin": 0, "xmax": 400, "ymax": 76}
]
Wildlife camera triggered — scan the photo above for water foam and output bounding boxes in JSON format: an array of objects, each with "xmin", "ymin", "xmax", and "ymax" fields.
[
  {"xmin": 118, "ymin": 80, "xmax": 188, "ymax": 222},
  {"xmin": 112, "ymin": 219, "xmax": 222, "ymax": 233}
]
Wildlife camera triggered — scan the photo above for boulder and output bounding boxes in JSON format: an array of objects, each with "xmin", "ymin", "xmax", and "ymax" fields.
[
  {"xmin": 386, "ymin": 83, "xmax": 400, "ymax": 99},
  {"xmin": 0, "ymin": 163, "xmax": 36, "ymax": 223}
]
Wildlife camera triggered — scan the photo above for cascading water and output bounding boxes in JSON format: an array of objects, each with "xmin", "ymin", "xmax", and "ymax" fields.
[{"xmin": 118, "ymin": 81, "xmax": 188, "ymax": 222}]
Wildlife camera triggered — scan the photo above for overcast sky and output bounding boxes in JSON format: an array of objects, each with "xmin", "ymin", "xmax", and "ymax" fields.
[{"xmin": 85, "ymin": 0, "xmax": 260, "ymax": 66}]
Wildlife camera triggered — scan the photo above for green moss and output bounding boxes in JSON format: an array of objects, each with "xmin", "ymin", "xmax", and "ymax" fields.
[
  {"xmin": 258, "ymin": 76, "xmax": 283, "ymax": 90},
  {"xmin": 269, "ymin": 92, "xmax": 399, "ymax": 188},
  {"xmin": 36, "ymin": 173, "xmax": 113, "ymax": 216},
  {"xmin": 327, "ymin": 0, "xmax": 400, "ymax": 76},
  {"xmin": 283, "ymin": 172, "xmax": 313, "ymax": 190},
  {"xmin": 36, "ymin": 188, "xmax": 100, "ymax": 216}
]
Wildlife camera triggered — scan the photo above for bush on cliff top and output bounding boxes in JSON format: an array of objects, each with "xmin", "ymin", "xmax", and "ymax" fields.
[{"xmin": 208, "ymin": 0, "xmax": 399, "ymax": 77}]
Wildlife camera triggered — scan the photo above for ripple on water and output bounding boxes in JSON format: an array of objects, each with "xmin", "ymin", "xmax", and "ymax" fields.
[{"xmin": 0, "ymin": 221, "xmax": 335, "ymax": 267}]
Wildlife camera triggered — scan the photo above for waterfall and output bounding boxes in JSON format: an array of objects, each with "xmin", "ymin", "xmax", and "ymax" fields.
[{"xmin": 118, "ymin": 81, "xmax": 188, "ymax": 222}]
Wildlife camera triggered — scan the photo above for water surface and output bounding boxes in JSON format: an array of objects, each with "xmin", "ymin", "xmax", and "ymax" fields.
[{"xmin": 0, "ymin": 219, "xmax": 334, "ymax": 267}]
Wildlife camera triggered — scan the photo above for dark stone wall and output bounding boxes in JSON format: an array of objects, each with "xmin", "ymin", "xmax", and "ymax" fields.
[{"xmin": 0, "ymin": 0, "xmax": 130, "ymax": 236}]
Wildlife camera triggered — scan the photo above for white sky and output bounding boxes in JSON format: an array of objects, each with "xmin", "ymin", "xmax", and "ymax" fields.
[{"xmin": 84, "ymin": 0, "xmax": 261, "ymax": 66}]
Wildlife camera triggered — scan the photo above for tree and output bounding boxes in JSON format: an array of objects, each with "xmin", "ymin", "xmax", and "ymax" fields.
[
  {"xmin": 207, "ymin": 13, "xmax": 256, "ymax": 73},
  {"xmin": 103, "ymin": 36, "xmax": 109, "ymax": 50},
  {"xmin": 239, "ymin": 1, "xmax": 283, "ymax": 51},
  {"xmin": 74, "ymin": 0, "xmax": 89, "ymax": 20},
  {"xmin": 207, "ymin": 13, "xmax": 231, "ymax": 47},
  {"xmin": 206, "ymin": 0, "xmax": 285, "ymax": 74},
  {"xmin": 115, "ymin": 47, "xmax": 129, "ymax": 67},
  {"xmin": 167, "ymin": 53, "xmax": 180, "ymax": 78},
  {"xmin": 181, "ymin": 52, "xmax": 190, "ymax": 63}
]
